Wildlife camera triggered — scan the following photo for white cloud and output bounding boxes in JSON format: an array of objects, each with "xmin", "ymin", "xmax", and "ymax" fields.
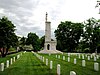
[{"xmin": 0, "ymin": 0, "xmax": 99, "ymax": 38}]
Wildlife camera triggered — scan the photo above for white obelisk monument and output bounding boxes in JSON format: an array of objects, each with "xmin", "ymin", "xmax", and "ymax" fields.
[{"xmin": 38, "ymin": 12, "xmax": 62, "ymax": 54}]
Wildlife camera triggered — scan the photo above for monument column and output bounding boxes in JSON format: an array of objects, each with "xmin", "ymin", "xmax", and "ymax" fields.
[
  {"xmin": 45, "ymin": 12, "xmax": 51, "ymax": 42},
  {"xmin": 44, "ymin": 12, "xmax": 51, "ymax": 50}
]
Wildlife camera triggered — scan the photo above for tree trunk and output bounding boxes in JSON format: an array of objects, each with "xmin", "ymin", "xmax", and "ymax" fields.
[{"xmin": 0, "ymin": 47, "xmax": 8, "ymax": 57}]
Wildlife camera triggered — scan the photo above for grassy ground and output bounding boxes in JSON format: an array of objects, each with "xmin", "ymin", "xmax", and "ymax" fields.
[
  {"xmin": 40, "ymin": 53, "xmax": 100, "ymax": 75},
  {"xmin": 0, "ymin": 52, "xmax": 100, "ymax": 75},
  {"xmin": 0, "ymin": 52, "xmax": 22, "ymax": 65},
  {"xmin": 0, "ymin": 52, "xmax": 51, "ymax": 75}
]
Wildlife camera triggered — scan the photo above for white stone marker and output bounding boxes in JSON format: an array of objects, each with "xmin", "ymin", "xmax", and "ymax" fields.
[
  {"xmin": 46, "ymin": 59, "xmax": 48, "ymax": 66},
  {"xmin": 21, "ymin": 53, "xmax": 22, "ymax": 56},
  {"xmin": 68, "ymin": 57, "xmax": 70, "ymax": 62},
  {"xmin": 58, "ymin": 55, "xmax": 60, "ymax": 59},
  {"xmin": 91, "ymin": 55, "xmax": 93, "ymax": 58},
  {"xmin": 63, "ymin": 56, "xmax": 65, "ymax": 60},
  {"xmin": 56, "ymin": 55, "xmax": 57, "ymax": 58},
  {"xmin": 94, "ymin": 56, "xmax": 97, "ymax": 61},
  {"xmin": 13, "ymin": 57, "xmax": 15, "ymax": 62},
  {"xmin": 43, "ymin": 57, "xmax": 44, "ymax": 62},
  {"xmin": 10, "ymin": 58, "xmax": 12, "ymax": 65},
  {"xmin": 6, "ymin": 60, "xmax": 9, "ymax": 68},
  {"xmin": 70, "ymin": 71, "xmax": 76, "ymax": 75},
  {"xmin": 96, "ymin": 55, "xmax": 99, "ymax": 59},
  {"xmin": 85, "ymin": 54, "xmax": 87, "ymax": 57},
  {"xmin": 49, "ymin": 53, "xmax": 51, "ymax": 56},
  {"xmin": 57, "ymin": 64, "xmax": 60, "ymax": 75},
  {"xmin": 50, "ymin": 61, "xmax": 53, "ymax": 69},
  {"xmin": 17, "ymin": 55, "xmax": 20, "ymax": 59},
  {"xmin": 82, "ymin": 55, "xmax": 84, "ymax": 59},
  {"xmin": 78, "ymin": 54, "xmax": 80, "ymax": 59},
  {"xmin": 88, "ymin": 56, "xmax": 90, "ymax": 60},
  {"xmin": 0, "ymin": 63, "xmax": 4, "ymax": 71},
  {"xmin": 94, "ymin": 63, "xmax": 99, "ymax": 71},
  {"xmin": 24, "ymin": 51, "xmax": 26, "ymax": 53},
  {"xmin": 82, "ymin": 60, "xmax": 85, "ymax": 67},
  {"xmin": 68, "ymin": 53, "xmax": 70, "ymax": 57},
  {"xmin": 74, "ymin": 58, "xmax": 76, "ymax": 64}
]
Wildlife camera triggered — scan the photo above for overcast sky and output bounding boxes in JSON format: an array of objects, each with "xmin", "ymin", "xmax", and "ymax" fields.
[{"xmin": 0, "ymin": 0, "xmax": 99, "ymax": 38}]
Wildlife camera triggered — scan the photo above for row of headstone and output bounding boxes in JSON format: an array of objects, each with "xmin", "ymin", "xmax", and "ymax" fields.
[
  {"xmin": 32, "ymin": 52, "xmax": 53, "ymax": 70},
  {"xmin": 55, "ymin": 54, "xmax": 99, "ymax": 71},
  {"xmin": 57, "ymin": 62, "xmax": 99, "ymax": 75},
  {"xmin": 0, "ymin": 52, "xmax": 23, "ymax": 71},
  {"xmin": 32, "ymin": 51, "xmax": 41, "ymax": 60},
  {"xmin": 33, "ymin": 52, "xmax": 99, "ymax": 75},
  {"xmin": 78, "ymin": 54, "xmax": 99, "ymax": 60}
]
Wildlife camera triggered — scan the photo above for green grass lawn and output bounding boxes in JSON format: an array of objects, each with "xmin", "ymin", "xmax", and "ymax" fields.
[
  {"xmin": 39, "ymin": 53, "xmax": 100, "ymax": 75},
  {"xmin": 0, "ymin": 52, "xmax": 100, "ymax": 75},
  {"xmin": 0, "ymin": 52, "xmax": 52, "ymax": 75}
]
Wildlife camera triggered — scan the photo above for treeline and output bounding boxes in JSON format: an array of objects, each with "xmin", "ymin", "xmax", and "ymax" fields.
[
  {"xmin": 19, "ymin": 33, "xmax": 45, "ymax": 52},
  {"xmin": 0, "ymin": 16, "xmax": 100, "ymax": 58},
  {"xmin": 55, "ymin": 18, "xmax": 100, "ymax": 53}
]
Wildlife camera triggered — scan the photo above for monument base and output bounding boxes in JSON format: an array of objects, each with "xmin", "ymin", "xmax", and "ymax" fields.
[{"xmin": 38, "ymin": 50, "xmax": 63, "ymax": 54}]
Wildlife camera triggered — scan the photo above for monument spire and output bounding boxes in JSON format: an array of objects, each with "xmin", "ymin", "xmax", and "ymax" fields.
[{"xmin": 45, "ymin": 12, "xmax": 48, "ymax": 22}]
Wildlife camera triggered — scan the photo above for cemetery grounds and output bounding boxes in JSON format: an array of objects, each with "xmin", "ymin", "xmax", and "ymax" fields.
[{"xmin": 0, "ymin": 51, "xmax": 100, "ymax": 75}]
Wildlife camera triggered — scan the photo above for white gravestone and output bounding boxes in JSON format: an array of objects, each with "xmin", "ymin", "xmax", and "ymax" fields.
[
  {"xmin": 68, "ymin": 53, "xmax": 70, "ymax": 57},
  {"xmin": 96, "ymin": 55, "xmax": 99, "ymax": 59},
  {"xmin": 56, "ymin": 55, "xmax": 57, "ymax": 58},
  {"xmin": 94, "ymin": 63, "xmax": 99, "ymax": 71},
  {"xmin": 58, "ymin": 55, "xmax": 60, "ymax": 59},
  {"xmin": 49, "ymin": 53, "xmax": 51, "ymax": 56},
  {"xmin": 82, "ymin": 55, "xmax": 84, "ymax": 59},
  {"xmin": 85, "ymin": 54, "xmax": 87, "ymax": 57},
  {"xmin": 57, "ymin": 64, "xmax": 60, "ymax": 75},
  {"xmin": 6, "ymin": 60, "xmax": 9, "ymax": 68},
  {"xmin": 91, "ymin": 55, "xmax": 93, "ymax": 58},
  {"xmin": 50, "ymin": 61, "xmax": 53, "ymax": 69},
  {"xmin": 43, "ymin": 57, "xmax": 44, "ymax": 62},
  {"xmin": 74, "ymin": 58, "xmax": 76, "ymax": 64},
  {"xmin": 10, "ymin": 58, "xmax": 12, "ymax": 64},
  {"xmin": 46, "ymin": 59, "xmax": 48, "ymax": 66},
  {"xmin": 82, "ymin": 60, "xmax": 85, "ymax": 67},
  {"xmin": 63, "ymin": 56, "xmax": 65, "ymax": 60},
  {"xmin": 13, "ymin": 57, "xmax": 15, "ymax": 62},
  {"xmin": 21, "ymin": 53, "xmax": 22, "ymax": 56},
  {"xmin": 68, "ymin": 57, "xmax": 70, "ymax": 62},
  {"xmin": 17, "ymin": 55, "xmax": 20, "ymax": 59},
  {"xmin": 94, "ymin": 56, "xmax": 97, "ymax": 61},
  {"xmin": 78, "ymin": 54, "xmax": 80, "ymax": 59},
  {"xmin": 88, "ymin": 56, "xmax": 90, "ymax": 60},
  {"xmin": 0, "ymin": 63, "xmax": 4, "ymax": 71},
  {"xmin": 70, "ymin": 71, "xmax": 76, "ymax": 75}
]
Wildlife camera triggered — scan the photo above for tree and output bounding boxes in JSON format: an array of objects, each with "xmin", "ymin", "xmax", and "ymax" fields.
[
  {"xmin": 82, "ymin": 18, "xmax": 100, "ymax": 53},
  {"xmin": 55, "ymin": 21, "xmax": 84, "ymax": 52},
  {"xmin": 20, "ymin": 37, "xmax": 26, "ymax": 46},
  {"xmin": 0, "ymin": 16, "xmax": 18, "ymax": 57},
  {"xmin": 26, "ymin": 32, "xmax": 40, "ymax": 52},
  {"xmin": 39, "ymin": 36, "xmax": 45, "ymax": 50},
  {"xmin": 19, "ymin": 36, "xmax": 26, "ymax": 50}
]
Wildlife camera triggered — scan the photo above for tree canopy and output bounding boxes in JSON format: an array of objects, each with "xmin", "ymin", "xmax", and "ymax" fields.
[
  {"xmin": 81, "ymin": 18, "xmax": 100, "ymax": 53},
  {"xmin": 55, "ymin": 21, "xmax": 84, "ymax": 52},
  {"xmin": 0, "ymin": 16, "xmax": 18, "ymax": 57},
  {"xmin": 26, "ymin": 32, "xmax": 40, "ymax": 52}
]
